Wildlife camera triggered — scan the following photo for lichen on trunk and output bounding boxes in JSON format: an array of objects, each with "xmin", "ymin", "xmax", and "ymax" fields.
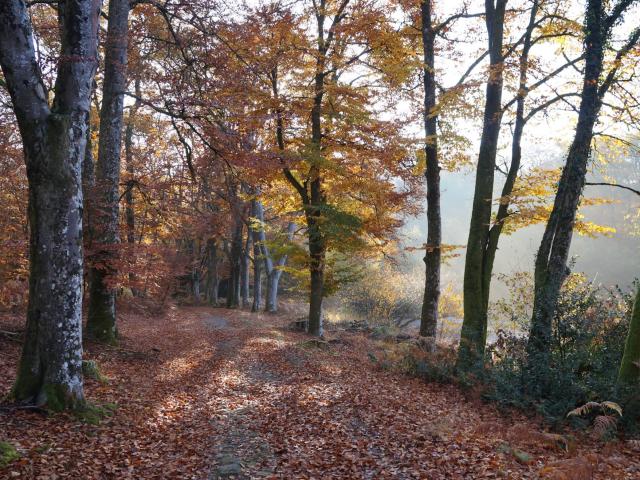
[{"xmin": 0, "ymin": 0, "xmax": 100, "ymax": 409}]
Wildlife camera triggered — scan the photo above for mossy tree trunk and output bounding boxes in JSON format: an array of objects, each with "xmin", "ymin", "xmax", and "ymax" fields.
[
  {"xmin": 457, "ymin": 0, "xmax": 508, "ymax": 374},
  {"xmin": 618, "ymin": 286, "xmax": 640, "ymax": 385},
  {"xmin": 87, "ymin": 0, "xmax": 130, "ymax": 344},
  {"xmin": 0, "ymin": 0, "xmax": 100, "ymax": 409},
  {"xmin": 459, "ymin": 0, "xmax": 540, "ymax": 369}
]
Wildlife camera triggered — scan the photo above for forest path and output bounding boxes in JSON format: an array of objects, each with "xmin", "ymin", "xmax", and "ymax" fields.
[{"xmin": 1, "ymin": 305, "xmax": 638, "ymax": 479}]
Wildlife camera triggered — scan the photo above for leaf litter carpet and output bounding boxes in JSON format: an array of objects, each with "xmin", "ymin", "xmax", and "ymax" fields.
[{"xmin": 2, "ymin": 306, "xmax": 640, "ymax": 479}]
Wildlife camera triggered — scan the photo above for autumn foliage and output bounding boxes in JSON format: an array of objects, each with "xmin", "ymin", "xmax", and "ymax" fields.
[{"xmin": 1, "ymin": 0, "xmax": 640, "ymax": 477}]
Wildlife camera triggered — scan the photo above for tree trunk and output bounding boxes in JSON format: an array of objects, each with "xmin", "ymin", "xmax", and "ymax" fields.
[
  {"xmin": 618, "ymin": 286, "xmax": 640, "ymax": 385},
  {"xmin": 82, "ymin": 109, "xmax": 95, "ymax": 298},
  {"xmin": 252, "ymin": 198, "xmax": 295, "ymax": 313},
  {"xmin": 307, "ymin": 208, "xmax": 325, "ymax": 336},
  {"xmin": 305, "ymin": 16, "xmax": 329, "ymax": 336},
  {"xmin": 87, "ymin": 0, "xmax": 129, "ymax": 344},
  {"xmin": 251, "ymin": 235, "xmax": 262, "ymax": 313},
  {"xmin": 264, "ymin": 222, "xmax": 295, "ymax": 313},
  {"xmin": 250, "ymin": 199, "xmax": 262, "ymax": 312},
  {"xmin": 227, "ymin": 218, "xmax": 243, "ymax": 308},
  {"xmin": 265, "ymin": 272, "xmax": 278, "ymax": 313},
  {"xmin": 82, "ymin": 109, "xmax": 95, "ymax": 248},
  {"xmin": 457, "ymin": 0, "xmax": 508, "ymax": 374},
  {"xmin": 192, "ymin": 239, "xmax": 201, "ymax": 302},
  {"xmin": 0, "ymin": 0, "xmax": 100, "ymax": 408},
  {"xmin": 526, "ymin": 0, "xmax": 606, "ymax": 372},
  {"xmin": 241, "ymin": 231, "xmax": 251, "ymax": 308},
  {"xmin": 124, "ymin": 78, "xmax": 140, "ymax": 295},
  {"xmin": 470, "ymin": 0, "xmax": 539, "ymax": 353},
  {"xmin": 419, "ymin": 0, "xmax": 440, "ymax": 342},
  {"xmin": 483, "ymin": 1, "xmax": 538, "ymax": 292},
  {"xmin": 205, "ymin": 238, "xmax": 220, "ymax": 305}
]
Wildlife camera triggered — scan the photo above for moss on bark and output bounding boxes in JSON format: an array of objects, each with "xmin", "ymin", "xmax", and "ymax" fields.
[
  {"xmin": 618, "ymin": 287, "xmax": 640, "ymax": 385},
  {"xmin": 87, "ymin": 270, "xmax": 118, "ymax": 345},
  {"xmin": 42, "ymin": 383, "xmax": 84, "ymax": 412}
]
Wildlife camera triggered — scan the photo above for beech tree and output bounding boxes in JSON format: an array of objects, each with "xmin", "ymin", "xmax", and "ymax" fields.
[
  {"xmin": 413, "ymin": 1, "xmax": 486, "ymax": 345},
  {"xmin": 457, "ymin": 0, "xmax": 509, "ymax": 373},
  {"xmin": 0, "ymin": 0, "xmax": 100, "ymax": 408},
  {"xmin": 271, "ymin": 0, "xmax": 420, "ymax": 336},
  {"xmin": 87, "ymin": 0, "xmax": 131, "ymax": 343},
  {"xmin": 455, "ymin": 0, "xmax": 589, "ymax": 372},
  {"xmin": 527, "ymin": 0, "xmax": 640, "ymax": 378},
  {"xmin": 418, "ymin": 0, "xmax": 440, "ymax": 343},
  {"xmin": 251, "ymin": 198, "xmax": 296, "ymax": 313}
]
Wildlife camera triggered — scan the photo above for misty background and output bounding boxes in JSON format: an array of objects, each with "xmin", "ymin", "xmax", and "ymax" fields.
[{"xmin": 402, "ymin": 144, "xmax": 640, "ymax": 302}]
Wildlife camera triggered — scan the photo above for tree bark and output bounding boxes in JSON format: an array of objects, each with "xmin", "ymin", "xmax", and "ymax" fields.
[
  {"xmin": 457, "ymin": 0, "xmax": 508, "ymax": 374},
  {"xmin": 618, "ymin": 286, "xmax": 640, "ymax": 385},
  {"xmin": 419, "ymin": 0, "xmax": 440, "ymax": 343},
  {"xmin": 192, "ymin": 238, "xmax": 201, "ymax": 302},
  {"xmin": 205, "ymin": 238, "xmax": 220, "ymax": 306},
  {"xmin": 241, "ymin": 230, "xmax": 251, "ymax": 308},
  {"xmin": 0, "ymin": 0, "xmax": 100, "ymax": 408},
  {"xmin": 266, "ymin": 222, "xmax": 295, "ymax": 313},
  {"xmin": 227, "ymin": 217, "xmax": 243, "ymax": 308},
  {"xmin": 250, "ymin": 198, "xmax": 263, "ymax": 312},
  {"xmin": 87, "ymin": 0, "xmax": 130, "ymax": 344},
  {"xmin": 82, "ymin": 108, "xmax": 95, "ymax": 248},
  {"xmin": 82, "ymin": 107, "xmax": 95, "ymax": 298},
  {"xmin": 483, "ymin": 1, "xmax": 538, "ymax": 297},
  {"xmin": 251, "ymin": 233, "xmax": 262, "ymax": 312},
  {"xmin": 124, "ymin": 78, "xmax": 140, "ymax": 294}
]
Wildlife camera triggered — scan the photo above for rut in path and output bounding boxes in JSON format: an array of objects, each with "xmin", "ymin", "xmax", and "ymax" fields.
[{"xmin": 205, "ymin": 315, "xmax": 280, "ymax": 479}]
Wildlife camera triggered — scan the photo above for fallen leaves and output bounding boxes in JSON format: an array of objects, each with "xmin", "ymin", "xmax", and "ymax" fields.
[
  {"xmin": 1, "ymin": 306, "xmax": 639, "ymax": 479},
  {"xmin": 538, "ymin": 454, "xmax": 599, "ymax": 480}
]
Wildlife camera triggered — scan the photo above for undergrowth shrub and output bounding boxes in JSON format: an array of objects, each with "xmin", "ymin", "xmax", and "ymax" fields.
[
  {"xmin": 369, "ymin": 340, "xmax": 457, "ymax": 383},
  {"xmin": 337, "ymin": 261, "xmax": 462, "ymax": 339},
  {"xmin": 485, "ymin": 275, "xmax": 640, "ymax": 432}
]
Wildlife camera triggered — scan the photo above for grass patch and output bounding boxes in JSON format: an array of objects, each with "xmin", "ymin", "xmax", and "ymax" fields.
[
  {"xmin": 0, "ymin": 441, "xmax": 20, "ymax": 468},
  {"xmin": 82, "ymin": 360, "xmax": 109, "ymax": 384},
  {"xmin": 74, "ymin": 402, "xmax": 117, "ymax": 425}
]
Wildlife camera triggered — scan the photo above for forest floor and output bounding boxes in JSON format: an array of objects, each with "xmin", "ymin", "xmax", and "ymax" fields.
[{"xmin": 2, "ymin": 305, "xmax": 640, "ymax": 479}]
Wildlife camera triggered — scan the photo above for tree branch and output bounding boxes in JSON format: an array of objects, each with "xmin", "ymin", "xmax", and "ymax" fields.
[{"xmin": 585, "ymin": 182, "xmax": 640, "ymax": 197}]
